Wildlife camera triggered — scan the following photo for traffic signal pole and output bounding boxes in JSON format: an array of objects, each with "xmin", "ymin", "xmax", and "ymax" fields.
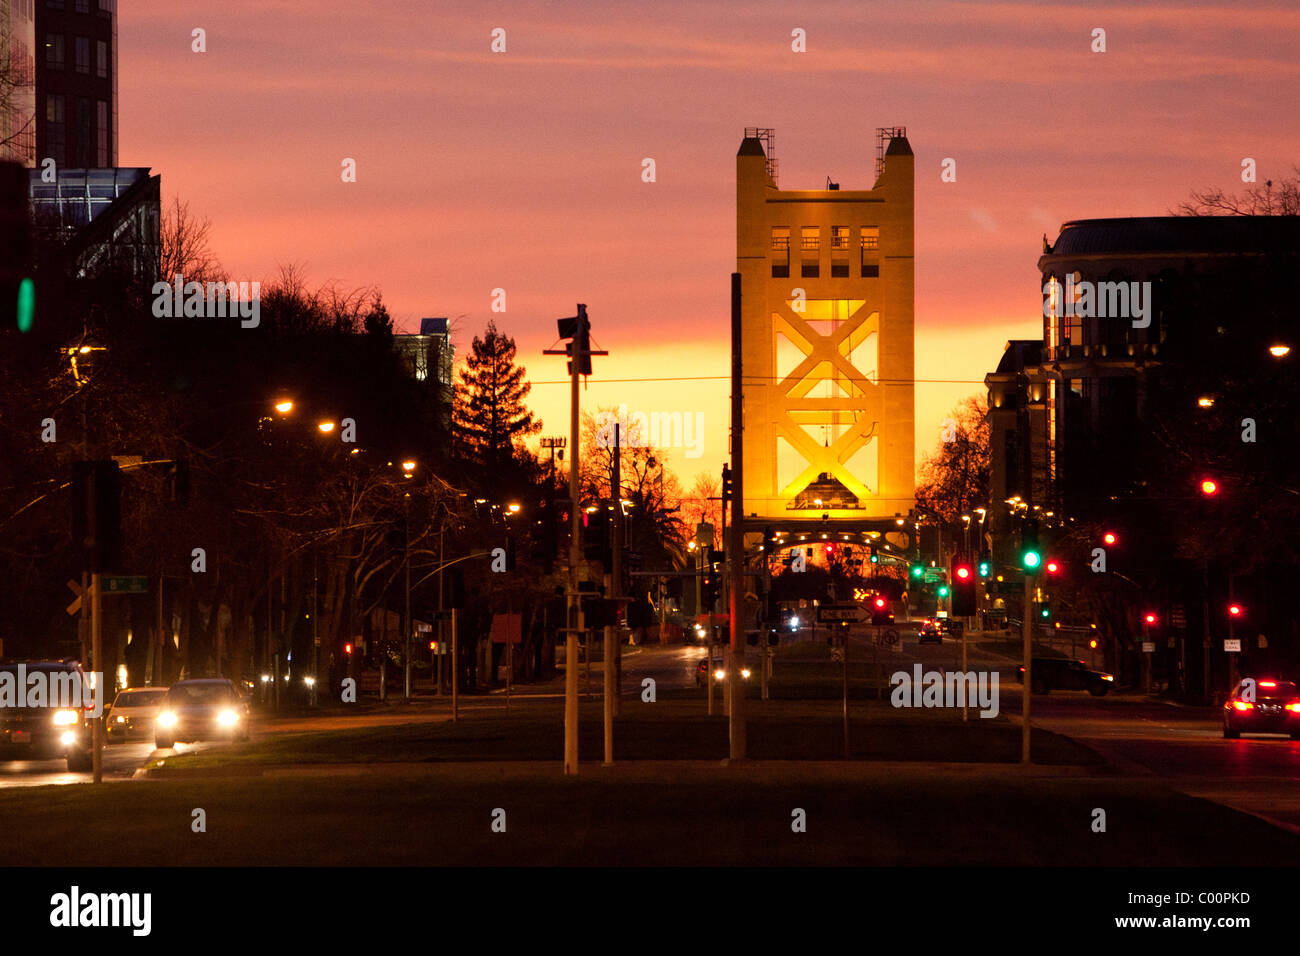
[
  {"xmin": 91, "ymin": 572, "xmax": 103, "ymax": 784},
  {"xmin": 565, "ymin": 343, "xmax": 581, "ymax": 774},
  {"xmin": 728, "ymin": 273, "xmax": 746, "ymax": 760},
  {"xmin": 1021, "ymin": 573, "xmax": 1032, "ymax": 764}
]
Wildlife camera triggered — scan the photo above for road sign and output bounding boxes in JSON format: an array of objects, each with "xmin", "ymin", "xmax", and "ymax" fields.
[
  {"xmin": 1224, "ymin": 639, "xmax": 1242, "ymax": 652},
  {"xmin": 415, "ymin": 622, "xmax": 433, "ymax": 633},
  {"xmin": 818, "ymin": 604, "xmax": 864, "ymax": 623},
  {"xmin": 102, "ymin": 575, "xmax": 148, "ymax": 594},
  {"xmin": 65, "ymin": 579, "xmax": 83, "ymax": 616},
  {"xmin": 923, "ymin": 568, "xmax": 944, "ymax": 583},
  {"xmin": 830, "ymin": 647, "xmax": 844, "ymax": 663},
  {"xmin": 1141, "ymin": 642, "xmax": 1154, "ymax": 653}
]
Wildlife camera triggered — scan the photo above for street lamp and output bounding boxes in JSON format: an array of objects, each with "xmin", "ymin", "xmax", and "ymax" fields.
[
  {"xmin": 317, "ymin": 421, "xmax": 336, "ymax": 434},
  {"xmin": 274, "ymin": 399, "xmax": 294, "ymax": 414},
  {"xmin": 1268, "ymin": 344, "xmax": 1291, "ymax": 358}
]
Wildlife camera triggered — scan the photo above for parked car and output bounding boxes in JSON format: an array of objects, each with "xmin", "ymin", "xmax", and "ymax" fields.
[
  {"xmin": 695, "ymin": 656, "xmax": 752, "ymax": 687},
  {"xmin": 0, "ymin": 660, "xmax": 94, "ymax": 771},
  {"xmin": 918, "ymin": 620, "xmax": 942, "ymax": 644},
  {"xmin": 154, "ymin": 678, "xmax": 251, "ymax": 749},
  {"xmin": 1016, "ymin": 657, "xmax": 1114, "ymax": 695},
  {"xmin": 1223, "ymin": 678, "xmax": 1300, "ymax": 739},
  {"xmin": 106, "ymin": 686, "xmax": 169, "ymax": 741}
]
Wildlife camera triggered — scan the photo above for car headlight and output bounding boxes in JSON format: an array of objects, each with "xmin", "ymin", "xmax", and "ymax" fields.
[
  {"xmin": 52, "ymin": 709, "xmax": 79, "ymax": 726},
  {"xmin": 115, "ymin": 716, "xmax": 125, "ymax": 723},
  {"xmin": 1101, "ymin": 674, "xmax": 1114, "ymax": 681},
  {"xmin": 157, "ymin": 711, "xmax": 178, "ymax": 727},
  {"xmin": 740, "ymin": 668, "xmax": 751, "ymax": 679},
  {"xmin": 217, "ymin": 709, "xmax": 239, "ymax": 726},
  {"xmin": 714, "ymin": 669, "xmax": 725, "ymax": 681},
  {"xmin": 59, "ymin": 731, "xmax": 77, "ymax": 746},
  {"xmin": 791, "ymin": 617, "xmax": 800, "ymax": 627}
]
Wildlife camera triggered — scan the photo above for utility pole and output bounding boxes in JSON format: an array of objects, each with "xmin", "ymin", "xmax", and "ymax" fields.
[
  {"xmin": 545, "ymin": 304, "xmax": 606, "ymax": 775},
  {"xmin": 404, "ymin": 495, "xmax": 412, "ymax": 700},
  {"xmin": 611, "ymin": 424, "xmax": 623, "ymax": 718},
  {"xmin": 729, "ymin": 272, "xmax": 746, "ymax": 760}
]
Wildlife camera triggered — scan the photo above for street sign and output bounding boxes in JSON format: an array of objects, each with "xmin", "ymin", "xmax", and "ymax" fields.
[
  {"xmin": 1141, "ymin": 642, "xmax": 1154, "ymax": 653},
  {"xmin": 102, "ymin": 575, "xmax": 148, "ymax": 594},
  {"xmin": 818, "ymin": 604, "xmax": 864, "ymax": 623},
  {"xmin": 415, "ymin": 622, "xmax": 433, "ymax": 633},
  {"xmin": 830, "ymin": 647, "xmax": 844, "ymax": 663},
  {"xmin": 923, "ymin": 568, "xmax": 944, "ymax": 583},
  {"xmin": 1224, "ymin": 639, "xmax": 1241, "ymax": 652}
]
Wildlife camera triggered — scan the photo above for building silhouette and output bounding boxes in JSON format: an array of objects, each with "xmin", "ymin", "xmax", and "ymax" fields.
[{"xmin": 34, "ymin": 0, "xmax": 115, "ymax": 169}]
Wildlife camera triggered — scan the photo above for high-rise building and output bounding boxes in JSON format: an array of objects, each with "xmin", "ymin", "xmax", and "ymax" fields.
[
  {"xmin": 34, "ymin": 0, "xmax": 115, "ymax": 169},
  {"xmin": 736, "ymin": 127, "xmax": 915, "ymax": 525},
  {"xmin": 1, "ymin": 0, "xmax": 37, "ymax": 165}
]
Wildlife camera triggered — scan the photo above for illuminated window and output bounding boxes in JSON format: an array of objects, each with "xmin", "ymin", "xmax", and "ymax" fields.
[
  {"xmin": 801, "ymin": 227, "xmax": 819, "ymax": 278},
  {"xmin": 771, "ymin": 227, "xmax": 790, "ymax": 278},
  {"xmin": 831, "ymin": 226, "xmax": 850, "ymax": 277}
]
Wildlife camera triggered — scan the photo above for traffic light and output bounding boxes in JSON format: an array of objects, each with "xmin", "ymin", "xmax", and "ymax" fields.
[
  {"xmin": 1, "ymin": 162, "xmax": 34, "ymax": 333},
  {"xmin": 977, "ymin": 552, "xmax": 992, "ymax": 578},
  {"xmin": 702, "ymin": 576, "xmax": 719, "ymax": 610},
  {"xmin": 1228, "ymin": 604, "xmax": 1244, "ymax": 618},
  {"xmin": 870, "ymin": 594, "xmax": 891, "ymax": 625},
  {"xmin": 1199, "ymin": 478, "xmax": 1219, "ymax": 497},
  {"xmin": 1102, "ymin": 531, "xmax": 1117, "ymax": 546},
  {"xmin": 582, "ymin": 507, "xmax": 612, "ymax": 564},
  {"xmin": 1045, "ymin": 558, "xmax": 1060, "ymax": 575},
  {"xmin": 937, "ymin": 584, "xmax": 950, "ymax": 598},
  {"xmin": 1143, "ymin": 612, "xmax": 1157, "ymax": 626},
  {"xmin": 556, "ymin": 304, "xmax": 591, "ymax": 376},
  {"xmin": 72, "ymin": 460, "xmax": 122, "ymax": 573},
  {"xmin": 721, "ymin": 464, "xmax": 733, "ymax": 504},
  {"xmin": 869, "ymin": 545, "xmax": 879, "ymax": 565},
  {"xmin": 762, "ymin": 525, "xmax": 775, "ymax": 552},
  {"xmin": 909, "ymin": 563, "xmax": 924, "ymax": 581},
  {"xmin": 951, "ymin": 557, "xmax": 976, "ymax": 616},
  {"xmin": 1020, "ymin": 518, "xmax": 1041, "ymax": 573},
  {"xmin": 1039, "ymin": 604, "xmax": 1051, "ymax": 619}
]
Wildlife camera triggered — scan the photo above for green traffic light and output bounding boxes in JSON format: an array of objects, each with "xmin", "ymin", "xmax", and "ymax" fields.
[
  {"xmin": 1022, "ymin": 550, "xmax": 1041, "ymax": 571},
  {"xmin": 16, "ymin": 278, "xmax": 34, "ymax": 333},
  {"xmin": 938, "ymin": 585, "xmax": 950, "ymax": 598},
  {"xmin": 1040, "ymin": 608, "xmax": 1050, "ymax": 618},
  {"xmin": 978, "ymin": 561, "xmax": 991, "ymax": 577},
  {"xmin": 910, "ymin": 564, "xmax": 923, "ymax": 578}
]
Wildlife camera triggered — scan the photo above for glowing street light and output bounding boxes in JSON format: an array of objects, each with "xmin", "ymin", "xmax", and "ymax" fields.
[
  {"xmin": 1269, "ymin": 344, "xmax": 1291, "ymax": 358},
  {"xmin": 317, "ymin": 421, "xmax": 336, "ymax": 434},
  {"xmin": 274, "ymin": 399, "xmax": 294, "ymax": 414}
]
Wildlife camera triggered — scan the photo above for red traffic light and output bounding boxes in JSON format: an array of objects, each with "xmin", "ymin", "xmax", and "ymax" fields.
[
  {"xmin": 1228, "ymin": 604, "xmax": 1243, "ymax": 617},
  {"xmin": 955, "ymin": 565, "xmax": 972, "ymax": 580},
  {"xmin": 874, "ymin": 597, "xmax": 886, "ymax": 608},
  {"xmin": 1045, "ymin": 559, "xmax": 1060, "ymax": 574},
  {"xmin": 1089, "ymin": 639, "xmax": 1098, "ymax": 649},
  {"xmin": 344, "ymin": 643, "xmax": 353, "ymax": 655},
  {"xmin": 1102, "ymin": 532, "xmax": 1117, "ymax": 546},
  {"xmin": 1200, "ymin": 478, "xmax": 1219, "ymax": 496},
  {"xmin": 1144, "ymin": 613, "xmax": 1157, "ymax": 625}
]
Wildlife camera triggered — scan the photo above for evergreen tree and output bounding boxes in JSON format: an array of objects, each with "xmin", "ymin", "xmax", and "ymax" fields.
[{"xmin": 452, "ymin": 320, "xmax": 540, "ymax": 472}]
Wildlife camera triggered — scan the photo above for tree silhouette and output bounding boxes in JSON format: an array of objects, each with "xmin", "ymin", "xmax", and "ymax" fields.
[{"xmin": 452, "ymin": 320, "xmax": 540, "ymax": 473}]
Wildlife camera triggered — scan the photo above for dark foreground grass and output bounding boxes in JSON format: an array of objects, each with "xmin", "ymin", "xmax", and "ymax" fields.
[
  {"xmin": 0, "ymin": 767, "xmax": 1281, "ymax": 866},
  {"xmin": 147, "ymin": 699, "xmax": 1101, "ymax": 768}
]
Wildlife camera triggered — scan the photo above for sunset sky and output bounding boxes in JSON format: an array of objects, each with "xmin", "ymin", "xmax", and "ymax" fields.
[{"xmin": 118, "ymin": 1, "xmax": 1300, "ymax": 486}]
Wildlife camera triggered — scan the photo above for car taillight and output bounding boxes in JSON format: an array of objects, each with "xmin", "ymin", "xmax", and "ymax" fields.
[
  {"xmin": 1260, "ymin": 681, "xmax": 1277, "ymax": 688},
  {"xmin": 1232, "ymin": 700, "xmax": 1254, "ymax": 712},
  {"xmin": 1286, "ymin": 702, "xmax": 1300, "ymax": 713}
]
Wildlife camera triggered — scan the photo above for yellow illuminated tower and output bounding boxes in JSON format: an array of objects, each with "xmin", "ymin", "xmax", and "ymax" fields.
[{"xmin": 736, "ymin": 128, "xmax": 915, "ymax": 527}]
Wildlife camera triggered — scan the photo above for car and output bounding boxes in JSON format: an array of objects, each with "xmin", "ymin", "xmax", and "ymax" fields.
[
  {"xmin": 154, "ymin": 678, "xmax": 251, "ymax": 749},
  {"xmin": 937, "ymin": 618, "xmax": 963, "ymax": 638},
  {"xmin": 106, "ymin": 686, "xmax": 169, "ymax": 741},
  {"xmin": 1223, "ymin": 678, "xmax": 1300, "ymax": 739},
  {"xmin": 695, "ymin": 656, "xmax": 752, "ymax": 687},
  {"xmin": 918, "ymin": 620, "xmax": 942, "ymax": 644},
  {"xmin": 1016, "ymin": 657, "xmax": 1114, "ymax": 695},
  {"xmin": 0, "ymin": 660, "xmax": 94, "ymax": 772}
]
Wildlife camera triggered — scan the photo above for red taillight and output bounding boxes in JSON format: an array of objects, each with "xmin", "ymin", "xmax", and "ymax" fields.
[
  {"xmin": 1232, "ymin": 700, "xmax": 1254, "ymax": 712},
  {"xmin": 1286, "ymin": 702, "xmax": 1300, "ymax": 713},
  {"xmin": 1260, "ymin": 680, "xmax": 1277, "ymax": 688}
]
